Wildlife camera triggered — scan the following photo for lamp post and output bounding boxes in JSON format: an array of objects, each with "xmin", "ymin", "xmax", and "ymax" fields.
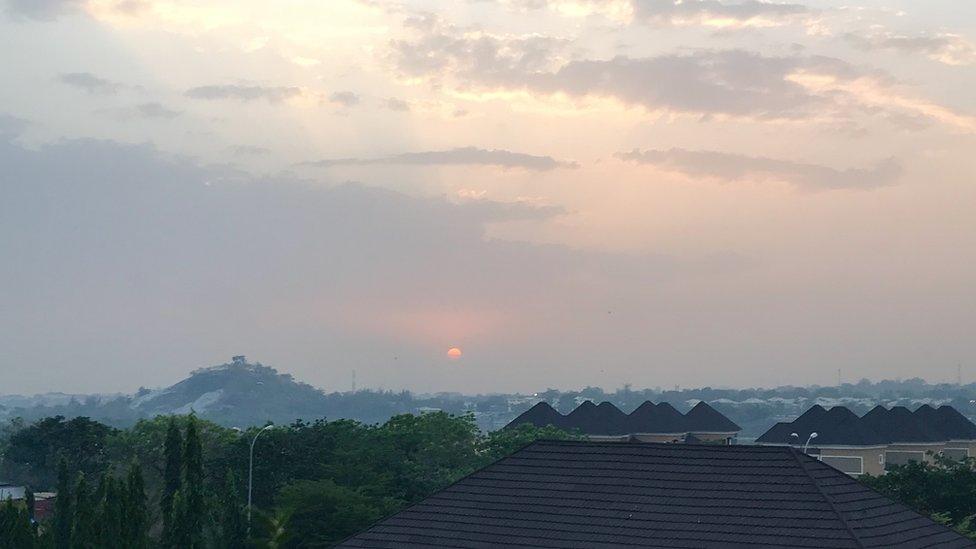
[
  {"xmin": 790, "ymin": 433, "xmax": 799, "ymax": 445},
  {"xmin": 804, "ymin": 432, "xmax": 818, "ymax": 453},
  {"xmin": 248, "ymin": 423, "xmax": 274, "ymax": 533}
]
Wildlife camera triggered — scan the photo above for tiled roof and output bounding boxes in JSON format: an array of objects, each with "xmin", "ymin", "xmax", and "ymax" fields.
[
  {"xmin": 684, "ymin": 401, "xmax": 743, "ymax": 433},
  {"xmin": 339, "ymin": 440, "xmax": 973, "ymax": 548},
  {"xmin": 506, "ymin": 401, "xmax": 741, "ymax": 436},
  {"xmin": 757, "ymin": 405, "xmax": 976, "ymax": 446}
]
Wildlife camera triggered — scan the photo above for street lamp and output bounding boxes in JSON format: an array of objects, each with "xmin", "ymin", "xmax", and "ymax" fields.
[
  {"xmin": 804, "ymin": 432, "xmax": 818, "ymax": 453},
  {"xmin": 248, "ymin": 423, "xmax": 274, "ymax": 533},
  {"xmin": 789, "ymin": 433, "xmax": 799, "ymax": 445}
]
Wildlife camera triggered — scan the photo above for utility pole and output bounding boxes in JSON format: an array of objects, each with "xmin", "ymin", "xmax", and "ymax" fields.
[{"xmin": 247, "ymin": 424, "xmax": 274, "ymax": 536}]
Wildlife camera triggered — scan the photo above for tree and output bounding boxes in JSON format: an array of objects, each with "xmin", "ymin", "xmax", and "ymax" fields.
[
  {"xmin": 274, "ymin": 479, "xmax": 386, "ymax": 547},
  {"xmin": 96, "ymin": 474, "xmax": 123, "ymax": 549},
  {"xmin": 0, "ymin": 497, "xmax": 36, "ymax": 549},
  {"xmin": 3, "ymin": 416, "xmax": 114, "ymax": 489},
  {"xmin": 161, "ymin": 417, "xmax": 183, "ymax": 546},
  {"xmin": 862, "ymin": 454, "xmax": 976, "ymax": 537},
  {"xmin": 53, "ymin": 458, "xmax": 73, "ymax": 549},
  {"xmin": 122, "ymin": 461, "xmax": 149, "ymax": 549},
  {"xmin": 71, "ymin": 475, "xmax": 96, "ymax": 549},
  {"xmin": 25, "ymin": 487, "xmax": 35, "ymax": 524},
  {"xmin": 218, "ymin": 470, "xmax": 246, "ymax": 549},
  {"xmin": 182, "ymin": 416, "xmax": 205, "ymax": 548}
]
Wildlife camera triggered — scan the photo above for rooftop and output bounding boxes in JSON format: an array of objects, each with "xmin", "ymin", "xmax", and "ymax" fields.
[
  {"xmin": 756, "ymin": 404, "xmax": 976, "ymax": 446},
  {"xmin": 506, "ymin": 400, "xmax": 741, "ymax": 436},
  {"xmin": 339, "ymin": 440, "xmax": 972, "ymax": 548}
]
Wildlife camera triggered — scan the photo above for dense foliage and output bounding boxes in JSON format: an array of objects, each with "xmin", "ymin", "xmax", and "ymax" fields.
[
  {"xmin": 0, "ymin": 413, "xmax": 574, "ymax": 547},
  {"xmin": 862, "ymin": 454, "xmax": 976, "ymax": 539}
]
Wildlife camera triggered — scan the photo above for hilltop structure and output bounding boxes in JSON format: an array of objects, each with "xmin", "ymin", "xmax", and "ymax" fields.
[
  {"xmin": 506, "ymin": 400, "xmax": 741, "ymax": 444},
  {"xmin": 757, "ymin": 404, "xmax": 976, "ymax": 476},
  {"xmin": 339, "ymin": 440, "xmax": 972, "ymax": 548}
]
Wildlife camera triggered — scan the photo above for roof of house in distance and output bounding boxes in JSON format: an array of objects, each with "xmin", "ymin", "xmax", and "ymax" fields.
[
  {"xmin": 338, "ymin": 440, "xmax": 973, "ymax": 548},
  {"xmin": 504, "ymin": 400, "xmax": 741, "ymax": 435},
  {"xmin": 756, "ymin": 404, "xmax": 976, "ymax": 446}
]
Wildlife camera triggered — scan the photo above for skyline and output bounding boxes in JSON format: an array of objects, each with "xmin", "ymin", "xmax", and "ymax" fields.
[{"xmin": 2, "ymin": 0, "xmax": 975, "ymax": 394}]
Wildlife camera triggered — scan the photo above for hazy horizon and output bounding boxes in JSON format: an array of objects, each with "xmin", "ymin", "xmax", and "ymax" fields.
[{"xmin": 2, "ymin": 0, "xmax": 975, "ymax": 395}]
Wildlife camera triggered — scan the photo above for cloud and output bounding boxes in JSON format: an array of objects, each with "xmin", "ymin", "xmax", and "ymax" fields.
[
  {"xmin": 135, "ymin": 102, "xmax": 181, "ymax": 119},
  {"xmin": 631, "ymin": 0, "xmax": 811, "ymax": 28},
  {"xmin": 58, "ymin": 72, "xmax": 122, "ymax": 94},
  {"xmin": 386, "ymin": 97, "xmax": 411, "ymax": 112},
  {"xmin": 184, "ymin": 84, "xmax": 302, "ymax": 103},
  {"xmin": 229, "ymin": 145, "xmax": 271, "ymax": 156},
  {"xmin": 306, "ymin": 146, "xmax": 579, "ymax": 171},
  {"xmin": 4, "ymin": 0, "xmax": 85, "ymax": 21},
  {"xmin": 393, "ymin": 26, "xmax": 976, "ymax": 130},
  {"xmin": 392, "ymin": 14, "xmax": 569, "ymax": 85},
  {"xmin": 328, "ymin": 91, "xmax": 360, "ymax": 107},
  {"xmin": 492, "ymin": 0, "xmax": 812, "ymax": 28},
  {"xmin": 844, "ymin": 31, "xmax": 976, "ymax": 66},
  {"xmin": 617, "ymin": 148, "xmax": 902, "ymax": 190},
  {"xmin": 0, "ymin": 113, "xmax": 27, "ymax": 139}
]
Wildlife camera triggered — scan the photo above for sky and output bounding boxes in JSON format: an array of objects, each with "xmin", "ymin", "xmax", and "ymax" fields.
[{"xmin": 1, "ymin": 0, "xmax": 975, "ymax": 395}]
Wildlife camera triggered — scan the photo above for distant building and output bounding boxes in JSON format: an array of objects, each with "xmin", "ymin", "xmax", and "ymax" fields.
[
  {"xmin": 0, "ymin": 482, "xmax": 25, "ymax": 501},
  {"xmin": 756, "ymin": 404, "xmax": 976, "ymax": 476},
  {"xmin": 505, "ymin": 400, "xmax": 741, "ymax": 444},
  {"xmin": 339, "ymin": 440, "xmax": 972, "ymax": 548}
]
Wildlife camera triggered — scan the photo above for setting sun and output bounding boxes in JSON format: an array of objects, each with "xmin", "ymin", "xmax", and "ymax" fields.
[{"xmin": 447, "ymin": 347, "xmax": 463, "ymax": 359}]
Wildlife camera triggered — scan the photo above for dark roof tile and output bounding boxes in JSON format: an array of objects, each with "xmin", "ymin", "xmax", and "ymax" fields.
[{"xmin": 340, "ymin": 441, "xmax": 972, "ymax": 548}]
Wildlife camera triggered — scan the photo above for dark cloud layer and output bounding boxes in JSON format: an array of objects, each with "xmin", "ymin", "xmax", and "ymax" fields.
[
  {"xmin": 307, "ymin": 146, "xmax": 579, "ymax": 171},
  {"xmin": 185, "ymin": 84, "xmax": 302, "ymax": 102},
  {"xmin": 618, "ymin": 148, "xmax": 902, "ymax": 190}
]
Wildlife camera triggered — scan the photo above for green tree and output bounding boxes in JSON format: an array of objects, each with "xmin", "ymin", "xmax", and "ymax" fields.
[
  {"xmin": 182, "ymin": 416, "xmax": 205, "ymax": 548},
  {"xmin": 275, "ymin": 479, "xmax": 387, "ymax": 547},
  {"xmin": 53, "ymin": 458, "xmax": 73, "ymax": 549},
  {"xmin": 71, "ymin": 475, "xmax": 96, "ymax": 549},
  {"xmin": 96, "ymin": 475, "xmax": 123, "ymax": 549},
  {"xmin": 122, "ymin": 461, "xmax": 149, "ymax": 549},
  {"xmin": 218, "ymin": 470, "xmax": 246, "ymax": 549},
  {"xmin": 3, "ymin": 416, "xmax": 114, "ymax": 489},
  {"xmin": 862, "ymin": 454, "xmax": 976, "ymax": 535},
  {"xmin": 25, "ymin": 487, "xmax": 35, "ymax": 524},
  {"xmin": 0, "ymin": 497, "xmax": 36, "ymax": 549},
  {"xmin": 161, "ymin": 417, "xmax": 183, "ymax": 546}
]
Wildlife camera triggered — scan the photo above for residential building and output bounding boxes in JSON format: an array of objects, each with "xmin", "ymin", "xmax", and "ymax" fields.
[
  {"xmin": 506, "ymin": 400, "xmax": 741, "ymax": 444},
  {"xmin": 756, "ymin": 404, "xmax": 976, "ymax": 476},
  {"xmin": 0, "ymin": 482, "xmax": 26, "ymax": 501},
  {"xmin": 339, "ymin": 440, "xmax": 972, "ymax": 548}
]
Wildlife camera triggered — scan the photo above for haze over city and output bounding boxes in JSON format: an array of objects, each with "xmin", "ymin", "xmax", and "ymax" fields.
[{"xmin": 2, "ymin": 0, "xmax": 975, "ymax": 395}]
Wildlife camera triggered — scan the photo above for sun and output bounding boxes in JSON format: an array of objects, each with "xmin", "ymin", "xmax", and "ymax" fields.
[{"xmin": 447, "ymin": 347, "xmax": 462, "ymax": 359}]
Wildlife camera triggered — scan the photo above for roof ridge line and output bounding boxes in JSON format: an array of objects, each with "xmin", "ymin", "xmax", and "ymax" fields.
[{"xmin": 787, "ymin": 447, "xmax": 866, "ymax": 549}]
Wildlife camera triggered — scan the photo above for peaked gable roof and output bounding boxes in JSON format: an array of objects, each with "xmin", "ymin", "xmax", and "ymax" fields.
[
  {"xmin": 505, "ymin": 400, "xmax": 740, "ymax": 436},
  {"xmin": 627, "ymin": 401, "xmax": 687, "ymax": 433},
  {"xmin": 758, "ymin": 404, "xmax": 976, "ymax": 447},
  {"xmin": 339, "ymin": 440, "xmax": 972, "ymax": 548},
  {"xmin": 920, "ymin": 406, "xmax": 976, "ymax": 440},
  {"xmin": 684, "ymin": 401, "xmax": 742, "ymax": 432}
]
